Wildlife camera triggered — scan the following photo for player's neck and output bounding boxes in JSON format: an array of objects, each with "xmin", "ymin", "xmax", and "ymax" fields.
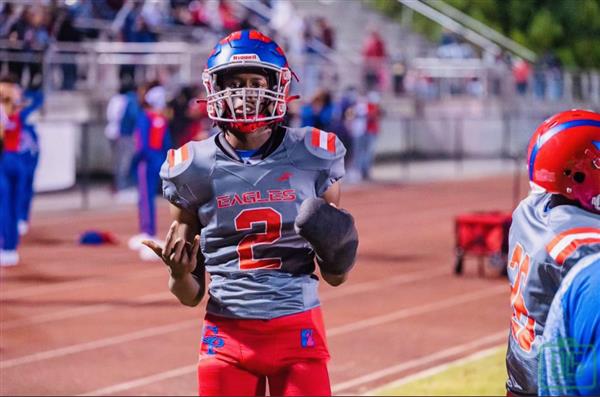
[{"xmin": 224, "ymin": 127, "xmax": 273, "ymax": 150}]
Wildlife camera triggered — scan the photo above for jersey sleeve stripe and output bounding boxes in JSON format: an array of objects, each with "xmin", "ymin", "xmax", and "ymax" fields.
[
  {"xmin": 547, "ymin": 229, "xmax": 600, "ymax": 265},
  {"xmin": 174, "ymin": 147, "xmax": 183, "ymax": 165},
  {"xmin": 310, "ymin": 128, "xmax": 336, "ymax": 153},
  {"xmin": 318, "ymin": 129, "xmax": 328, "ymax": 150},
  {"xmin": 327, "ymin": 133, "xmax": 336, "ymax": 153},
  {"xmin": 550, "ymin": 232, "xmax": 600, "ymax": 256},
  {"xmin": 546, "ymin": 227, "xmax": 600, "ymax": 252},
  {"xmin": 181, "ymin": 144, "xmax": 189, "ymax": 162},
  {"xmin": 554, "ymin": 237, "xmax": 600, "ymax": 265},
  {"xmin": 168, "ymin": 144, "xmax": 190, "ymax": 169},
  {"xmin": 311, "ymin": 128, "xmax": 321, "ymax": 149},
  {"xmin": 167, "ymin": 149, "xmax": 175, "ymax": 168}
]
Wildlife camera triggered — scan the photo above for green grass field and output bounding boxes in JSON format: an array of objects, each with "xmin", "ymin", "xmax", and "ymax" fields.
[{"xmin": 376, "ymin": 346, "xmax": 507, "ymax": 396}]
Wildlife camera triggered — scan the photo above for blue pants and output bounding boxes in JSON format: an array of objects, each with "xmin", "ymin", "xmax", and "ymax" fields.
[
  {"xmin": 360, "ymin": 134, "xmax": 378, "ymax": 179},
  {"xmin": 0, "ymin": 164, "xmax": 8, "ymax": 249},
  {"xmin": 136, "ymin": 152, "xmax": 163, "ymax": 236},
  {"xmin": 0, "ymin": 153, "xmax": 25, "ymax": 250},
  {"xmin": 18, "ymin": 151, "xmax": 39, "ymax": 223},
  {"xmin": 113, "ymin": 135, "xmax": 136, "ymax": 191}
]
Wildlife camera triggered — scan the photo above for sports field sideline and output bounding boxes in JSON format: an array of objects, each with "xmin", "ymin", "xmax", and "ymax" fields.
[{"xmin": 0, "ymin": 172, "xmax": 524, "ymax": 395}]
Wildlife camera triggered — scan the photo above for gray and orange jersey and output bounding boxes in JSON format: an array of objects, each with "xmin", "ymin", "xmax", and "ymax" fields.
[
  {"xmin": 160, "ymin": 127, "xmax": 346, "ymax": 320},
  {"xmin": 505, "ymin": 192, "xmax": 600, "ymax": 395}
]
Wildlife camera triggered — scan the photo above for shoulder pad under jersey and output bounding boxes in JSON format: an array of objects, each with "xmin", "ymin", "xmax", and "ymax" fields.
[
  {"xmin": 284, "ymin": 126, "xmax": 346, "ymax": 171},
  {"xmin": 160, "ymin": 138, "xmax": 217, "ymax": 213}
]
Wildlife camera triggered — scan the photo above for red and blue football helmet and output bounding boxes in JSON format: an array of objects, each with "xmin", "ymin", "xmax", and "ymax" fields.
[
  {"xmin": 202, "ymin": 30, "xmax": 294, "ymax": 133},
  {"xmin": 527, "ymin": 109, "xmax": 600, "ymax": 213}
]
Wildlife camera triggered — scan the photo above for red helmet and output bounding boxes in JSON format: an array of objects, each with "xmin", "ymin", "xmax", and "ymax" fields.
[{"xmin": 527, "ymin": 109, "xmax": 600, "ymax": 213}]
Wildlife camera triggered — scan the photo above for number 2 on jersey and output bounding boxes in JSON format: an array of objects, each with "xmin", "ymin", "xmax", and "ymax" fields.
[{"xmin": 235, "ymin": 208, "xmax": 283, "ymax": 270}]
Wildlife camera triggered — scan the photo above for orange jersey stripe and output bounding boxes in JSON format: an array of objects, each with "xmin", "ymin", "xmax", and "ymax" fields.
[
  {"xmin": 167, "ymin": 144, "xmax": 190, "ymax": 169},
  {"xmin": 546, "ymin": 227, "xmax": 600, "ymax": 253},
  {"xmin": 167, "ymin": 149, "xmax": 175, "ymax": 168},
  {"xmin": 181, "ymin": 144, "xmax": 189, "ymax": 162},
  {"xmin": 555, "ymin": 237, "xmax": 600, "ymax": 265},
  {"xmin": 326, "ymin": 133, "xmax": 336, "ymax": 153},
  {"xmin": 311, "ymin": 128, "xmax": 320, "ymax": 148}
]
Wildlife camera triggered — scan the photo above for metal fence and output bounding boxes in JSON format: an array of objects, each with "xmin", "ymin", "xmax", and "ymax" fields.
[
  {"xmin": 2, "ymin": 39, "xmax": 599, "ymax": 106},
  {"xmin": 0, "ymin": 40, "xmax": 210, "ymax": 99}
]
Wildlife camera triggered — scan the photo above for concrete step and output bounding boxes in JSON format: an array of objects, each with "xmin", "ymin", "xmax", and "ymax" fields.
[{"xmin": 293, "ymin": 0, "xmax": 436, "ymax": 59}]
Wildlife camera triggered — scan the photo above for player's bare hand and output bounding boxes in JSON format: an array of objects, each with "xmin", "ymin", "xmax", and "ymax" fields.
[{"xmin": 142, "ymin": 221, "xmax": 201, "ymax": 279}]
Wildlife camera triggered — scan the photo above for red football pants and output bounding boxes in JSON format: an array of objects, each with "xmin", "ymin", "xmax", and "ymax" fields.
[{"xmin": 197, "ymin": 307, "xmax": 331, "ymax": 396}]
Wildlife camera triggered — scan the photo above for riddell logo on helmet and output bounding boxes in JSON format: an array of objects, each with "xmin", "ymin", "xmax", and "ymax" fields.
[
  {"xmin": 535, "ymin": 169, "xmax": 555, "ymax": 182},
  {"xmin": 231, "ymin": 54, "xmax": 260, "ymax": 61}
]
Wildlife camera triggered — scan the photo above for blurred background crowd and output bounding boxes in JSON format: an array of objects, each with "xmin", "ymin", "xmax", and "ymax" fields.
[
  {"xmin": 1, "ymin": 0, "xmax": 599, "ymax": 201},
  {"xmin": 0, "ymin": 0, "xmax": 393, "ymax": 192}
]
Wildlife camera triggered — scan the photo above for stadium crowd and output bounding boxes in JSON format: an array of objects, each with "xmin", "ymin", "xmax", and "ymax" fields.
[{"xmin": 0, "ymin": 1, "xmax": 386, "ymax": 266}]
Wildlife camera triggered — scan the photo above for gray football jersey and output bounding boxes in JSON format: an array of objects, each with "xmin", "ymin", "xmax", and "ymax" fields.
[
  {"xmin": 505, "ymin": 192, "xmax": 600, "ymax": 395},
  {"xmin": 160, "ymin": 127, "xmax": 346, "ymax": 319}
]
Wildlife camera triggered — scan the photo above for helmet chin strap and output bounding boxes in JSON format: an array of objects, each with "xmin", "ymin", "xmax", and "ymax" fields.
[
  {"xmin": 221, "ymin": 100, "xmax": 283, "ymax": 133},
  {"xmin": 230, "ymin": 120, "xmax": 272, "ymax": 134},
  {"xmin": 219, "ymin": 117, "xmax": 284, "ymax": 134}
]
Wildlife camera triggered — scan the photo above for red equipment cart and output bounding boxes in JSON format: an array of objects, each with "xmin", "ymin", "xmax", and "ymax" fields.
[{"xmin": 454, "ymin": 211, "xmax": 512, "ymax": 276}]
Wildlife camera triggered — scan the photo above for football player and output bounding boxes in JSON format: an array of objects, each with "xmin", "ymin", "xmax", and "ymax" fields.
[
  {"xmin": 505, "ymin": 109, "xmax": 600, "ymax": 396},
  {"xmin": 143, "ymin": 30, "xmax": 359, "ymax": 396}
]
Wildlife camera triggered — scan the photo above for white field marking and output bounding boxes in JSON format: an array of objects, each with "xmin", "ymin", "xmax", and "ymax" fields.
[
  {"xmin": 361, "ymin": 344, "xmax": 506, "ymax": 395},
  {"xmin": 0, "ymin": 267, "xmax": 162, "ymax": 300},
  {"xmin": 1, "ymin": 267, "xmax": 448, "ymax": 331},
  {"xmin": 331, "ymin": 332, "xmax": 507, "ymax": 394},
  {"xmin": 78, "ymin": 364, "xmax": 198, "ymax": 397},
  {"xmin": 3, "ymin": 202, "xmax": 451, "ymax": 301},
  {"xmin": 7, "ymin": 194, "xmax": 487, "ymax": 300},
  {"xmin": 1, "ymin": 291, "xmax": 173, "ymax": 330},
  {"xmin": 73, "ymin": 285, "xmax": 507, "ymax": 396},
  {"xmin": 77, "ymin": 341, "xmax": 506, "ymax": 397},
  {"xmin": 0, "ymin": 320, "xmax": 199, "ymax": 369},
  {"xmin": 344, "ymin": 181, "xmax": 510, "ymax": 210},
  {"xmin": 327, "ymin": 284, "xmax": 506, "ymax": 337}
]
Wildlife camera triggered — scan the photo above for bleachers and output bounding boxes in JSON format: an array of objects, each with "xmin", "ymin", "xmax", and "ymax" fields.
[{"xmin": 3, "ymin": 0, "xmax": 599, "ymax": 191}]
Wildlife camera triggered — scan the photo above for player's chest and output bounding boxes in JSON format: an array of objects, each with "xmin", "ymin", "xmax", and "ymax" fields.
[
  {"xmin": 212, "ymin": 159, "xmax": 317, "ymax": 202},
  {"xmin": 206, "ymin": 161, "xmax": 318, "ymax": 230}
]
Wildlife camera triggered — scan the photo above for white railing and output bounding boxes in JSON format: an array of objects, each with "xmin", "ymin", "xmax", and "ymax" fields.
[
  {"xmin": 423, "ymin": 0, "xmax": 537, "ymax": 62},
  {"xmin": 397, "ymin": 0, "xmax": 503, "ymax": 59},
  {"xmin": 40, "ymin": 41, "xmax": 211, "ymax": 97},
  {"xmin": 1, "ymin": 39, "xmax": 598, "ymax": 105}
]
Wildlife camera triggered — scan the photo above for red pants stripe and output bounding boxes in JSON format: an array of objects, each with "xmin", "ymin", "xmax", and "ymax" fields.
[{"xmin": 197, "ymin": 307, "xmax": 331, "ymax": 396}]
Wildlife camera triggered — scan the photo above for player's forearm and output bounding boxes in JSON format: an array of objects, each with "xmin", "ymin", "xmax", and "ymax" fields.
[{"xmin": 168, "ymin": 272, "xmax": 204, "ymax": 307}]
